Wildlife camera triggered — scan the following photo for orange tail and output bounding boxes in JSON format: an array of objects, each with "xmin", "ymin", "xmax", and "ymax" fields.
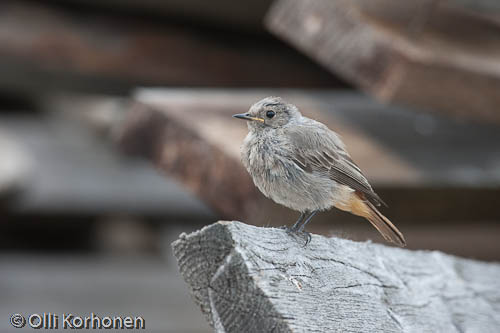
[
  {"xmin": 364, "ymin": 201, "xmax": 406, "ymax": 247},
  {"xmin": 335, "ymin": 193, "xmax": 406, "ymax": 247}
]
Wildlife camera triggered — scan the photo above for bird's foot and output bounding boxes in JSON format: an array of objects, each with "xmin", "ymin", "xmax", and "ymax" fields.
[{"xmin": 280, "ymin": 226, "xmax": 312, "ymax": 247}]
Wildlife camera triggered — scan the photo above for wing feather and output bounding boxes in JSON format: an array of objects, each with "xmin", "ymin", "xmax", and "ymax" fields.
[{"xmin": 284, "ymin": 121, "xmax": 386, "ymax": 207}]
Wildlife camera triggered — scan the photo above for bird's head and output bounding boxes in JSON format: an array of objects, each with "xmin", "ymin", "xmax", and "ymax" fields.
[{"xmin": 233, "ymin": 96, "xmax": 301, "ymax": 131}]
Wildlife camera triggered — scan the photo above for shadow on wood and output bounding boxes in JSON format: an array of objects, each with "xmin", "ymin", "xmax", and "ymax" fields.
[{"xmin": 172, "ymin": 221, "xmax": 500, "ymax": 332}]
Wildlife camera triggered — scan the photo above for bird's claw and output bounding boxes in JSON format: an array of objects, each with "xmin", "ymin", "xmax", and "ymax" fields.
[
  {"xmin": 280, "ymin": 226, "xmax": 312, "ymax": 246},
  {"xmin": 300, "ymin": 231, "xmax": 312, "ymax": 247}
]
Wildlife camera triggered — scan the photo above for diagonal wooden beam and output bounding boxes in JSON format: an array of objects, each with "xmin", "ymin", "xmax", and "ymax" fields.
[
  {"xmin": 115, "ymin": 88, "xmax": 500, "ymax": 229},
  {"xmin": 266, "ymin": 0, "xmax": 500, "ymax": 124},
  {"xmin": 116, "ymin": 89, "xmax": 419, "ymax": 224}
]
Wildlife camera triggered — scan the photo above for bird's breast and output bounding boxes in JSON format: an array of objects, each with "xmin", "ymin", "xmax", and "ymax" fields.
[
  {"xmin": 242, "ymin": 134, "xmax": 285, "ymax": 182},
  {"xmin": 243, "ymin": 134, "xmax": 285, "ymax": 173}
]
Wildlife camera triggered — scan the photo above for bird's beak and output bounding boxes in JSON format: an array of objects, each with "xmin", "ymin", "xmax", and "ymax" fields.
[{"xmin": 232, "ymin": 113, "xmax": 265, "ymax": 123}]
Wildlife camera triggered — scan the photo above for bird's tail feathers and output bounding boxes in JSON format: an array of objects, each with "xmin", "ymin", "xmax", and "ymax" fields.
[
  {"xmin": 364, "ymin": 201, "xmax": 406, "ymax": 247},
  {"xmin": 336, "ymin": 193, "xmax": 406, "ymax": 247}
]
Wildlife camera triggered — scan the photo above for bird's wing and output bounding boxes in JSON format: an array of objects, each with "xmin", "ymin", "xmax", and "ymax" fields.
[{"xmin": 284, "ymin": 121, "xmax": 386, "ymax": 207}]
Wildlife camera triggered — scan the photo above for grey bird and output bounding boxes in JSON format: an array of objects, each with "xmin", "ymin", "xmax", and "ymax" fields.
[{"xmin": 233, "ymin": 96, "xmax": 406, "ymax": 247}]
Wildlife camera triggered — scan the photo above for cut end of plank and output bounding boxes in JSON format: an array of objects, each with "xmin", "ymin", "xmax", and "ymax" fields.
[{"xmin": 172, "ymin": 221, "xmax": 500, "ymax": 332}]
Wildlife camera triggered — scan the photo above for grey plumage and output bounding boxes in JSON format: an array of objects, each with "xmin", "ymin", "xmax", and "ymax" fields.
[{"xmin": 234, "ymin": 96, "xmax": 406, "ymax": 247}]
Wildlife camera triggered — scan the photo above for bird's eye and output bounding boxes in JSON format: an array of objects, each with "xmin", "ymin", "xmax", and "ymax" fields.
[{"xmin": 266, "ymin": 110, "xmax": 275, "ymax": 119}]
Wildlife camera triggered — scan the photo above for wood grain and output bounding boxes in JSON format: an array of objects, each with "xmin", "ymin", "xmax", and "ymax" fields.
[{"xmin": 173, "ymin": 221, "xmax": 500, "ymax": 332}]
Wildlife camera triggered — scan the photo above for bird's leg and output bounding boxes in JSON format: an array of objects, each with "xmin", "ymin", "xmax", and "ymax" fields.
[
  {"xmin": 298, "ymin": 210, "xmax": 318, "ymax": 232},
  {"xmin": 290, "ymin": 212, "xmax": 306, "ymax": 231},
  {"xmin": 286, "ymin": 210, "xmax": 317, "ymax": 246},
  {"xmin": 298, "ymin": 210, "xmax": 318, "ymax": 246}
]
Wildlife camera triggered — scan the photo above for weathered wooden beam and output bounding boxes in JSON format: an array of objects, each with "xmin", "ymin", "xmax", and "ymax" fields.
[
  {"xmin": 0, "ymin": 1, "xmax": 339, "ymax": 95},
  {"xmin": 117, "ymin": 89, "xmax": 420, "ymax": 224},
  {"xmin": 266, "ymin": 0, "xmax": 500, "ymax": 124},
  {"xmin": 116, "ymin": 89, "xmax": 500, "ymax": 222},
  {"xmin": 172, "ymin": 221, "xmax": 500, "ymax": 332},
  {"xmin": 115, "ymin": 89, "xmax": 500, "ymax": 255}
]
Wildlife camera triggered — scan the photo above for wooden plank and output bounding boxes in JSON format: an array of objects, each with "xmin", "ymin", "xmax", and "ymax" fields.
[
  {"xmin": 0, "ymin": 1, "xmax": 339, "ymax": 95},
  {"xmin": 117, "ymin": 89, "xmax": 417, "ymax": 224},
  {"xmin": 129, "ymin": 89, "xmax": 421, "ymax": 186},
  {"xmin": 266, "ymin": 0, "xmax": 500, "ymax": 124},
  {"xmin": 172, "ymin": 221, "xmax": 500, "ymax": 332},
  {"xmin": 42, "ymin": 0, "xmax": 500, "ymax": 30},
  {"xmin": 0, "ymin": 111, "xmax": 213, "ymax": 218},
  {"xmin": 116, "ymin": 98, "xmax": 266, "ymax": 222},
  {"xmin": 116, "ymin": 89, "xmax": 500, "ymax": 226},
  {"xmin": 0, "ymin": 132, "xmax": 32, "ymax": 197},
  {"xmin": 47, "ymin": 0, "xmax": 273, "ymax": 31}
]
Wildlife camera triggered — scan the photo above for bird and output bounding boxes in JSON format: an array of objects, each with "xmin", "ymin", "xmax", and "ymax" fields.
[{"xmin": 233, "ymin": 96, "xmax": 406, "ymax": 247}]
